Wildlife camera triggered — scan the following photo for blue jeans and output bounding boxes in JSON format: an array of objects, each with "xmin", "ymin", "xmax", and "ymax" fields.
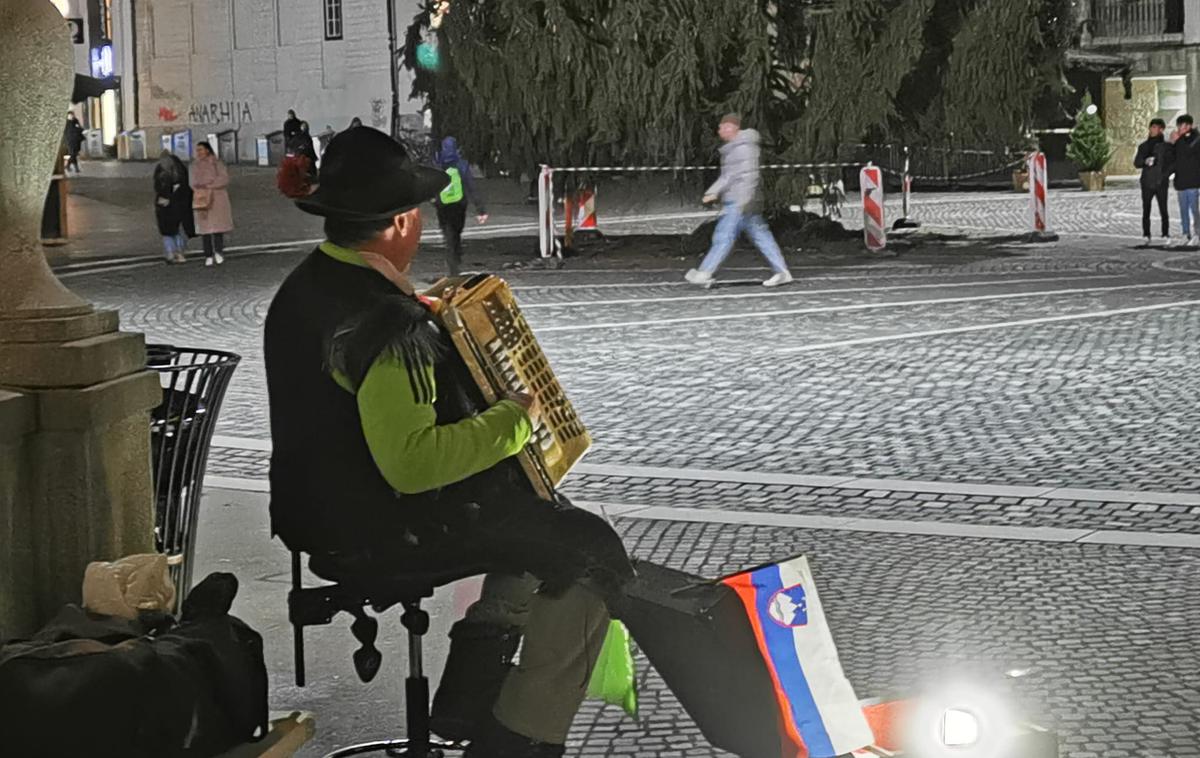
[
  {"xmin": 699, "ymin": 203, "xmax": 788, "ymax": 274},
  {"xmin": 1178, "ymin": 188, "xmax": 1200, "ymax": 237},
  {"xmin": 161, "ymin": 231, "xmax": 187, "ymax": 257}
]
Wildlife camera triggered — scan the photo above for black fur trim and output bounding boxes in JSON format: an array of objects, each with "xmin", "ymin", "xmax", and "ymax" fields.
[{"xmin": 326, "ymin": 294, "xmax": 447, "ymax": 393}]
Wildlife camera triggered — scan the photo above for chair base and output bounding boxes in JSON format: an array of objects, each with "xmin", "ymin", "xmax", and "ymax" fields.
[{"xmin": 323, "ymin": 736, "xmax": 467, "ymax": 757}]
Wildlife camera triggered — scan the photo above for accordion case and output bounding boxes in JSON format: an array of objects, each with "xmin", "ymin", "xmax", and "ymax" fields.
[
  {"xmin": 423, "ymin": 274, "xmax": 590, "ymax": 498},
  {"xmin": 623, "ymin": 559, "xmax": 874, "ymax": 758}
]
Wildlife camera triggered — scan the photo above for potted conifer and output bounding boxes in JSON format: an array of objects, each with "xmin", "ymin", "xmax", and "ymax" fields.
[{"xmin": 1066, "ymin": 94, "xmax": 1114, "ymax": 191}]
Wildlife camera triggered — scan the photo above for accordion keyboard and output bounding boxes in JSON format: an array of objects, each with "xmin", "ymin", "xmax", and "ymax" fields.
[{"xmin": 425, "ymin": 275, "xmax": 591, "ymax": 497}]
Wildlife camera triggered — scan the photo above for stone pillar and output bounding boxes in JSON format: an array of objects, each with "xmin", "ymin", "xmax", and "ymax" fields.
[
  {"xmin": 1185, "ymin": 1, "xmax": 1200, "ymax": 45},
  {"xmin": 0, "ymin": 0, "xmax": 160, "ymax": 640}
]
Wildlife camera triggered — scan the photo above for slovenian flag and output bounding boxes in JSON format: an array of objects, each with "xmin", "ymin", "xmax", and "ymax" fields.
[{"xmin": 722, "ymin": 556, "xmax": 873, "ymax": 757}]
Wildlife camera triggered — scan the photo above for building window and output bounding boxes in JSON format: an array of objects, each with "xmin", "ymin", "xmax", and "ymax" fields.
[{"xmin": 324, "ymin": 0, "xmax": 343, "ymax": 40}]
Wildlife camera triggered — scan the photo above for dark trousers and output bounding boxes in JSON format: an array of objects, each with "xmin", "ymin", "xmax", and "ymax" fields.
[
  {"xmin": 66, "ymin": 148, "xmax": 80, "ymax": 173},
  {"xmin": 1142, "ymin": 182, "xmax": 1169, "ymax": 238},
  {"xmin": 434, "ymin": 495, "xmax": 632, "ymax": 743},
  {"xmin": 436, "ymin": 201, "xmax": 468, "ymax": 276},
  {"xmin": 201, "ymin": 233, "xmax": 225, "ymax": 258}
]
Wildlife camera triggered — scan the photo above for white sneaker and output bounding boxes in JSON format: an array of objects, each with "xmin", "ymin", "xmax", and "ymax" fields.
[
  {"xmin": 205, "ymin": 257, "xmax": 214, "ymax": 267},
  {"xmin": 763, "ymin": 271, "xmax": 794, "ymax": 287},
  {"xmin": 1142, "ymin": 236, "xmax": 1152, "ymax": 247},
  {"xmin": 685, "ymin": 268, "xmax": 714, "ymax": 287},
  {"xmin": 173, "ymin": 253, "xmax": 186, "ymax": 264},
  {"xmin": 214, "ymin": 252, "xmax": 225, "ymax": 265}
]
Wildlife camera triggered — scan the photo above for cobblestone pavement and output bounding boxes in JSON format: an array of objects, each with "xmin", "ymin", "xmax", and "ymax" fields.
[
  {"xmin": 57, "ymin": 185, "xmax": 1200, "ymax": 757},
  {"xmin": 205, "ymin": 494, "xmax": 1200, "ymax": 758},
  {"xmin": 567, "ymin": 519, "xmax": 1200, "ymax": 758},
  {"xmin": 71, "ymin": 239, "xmax": 1200, "ymax": 493}
]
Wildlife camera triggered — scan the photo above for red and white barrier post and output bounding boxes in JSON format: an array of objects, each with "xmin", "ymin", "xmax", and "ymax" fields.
[
  {"xmin": 563, "ymin": 186, "xmax": 598, "ymax": 249},
  {"xmin": 1028, "ymin": 151, "xmax": 1053, "ymax": 239},
  {"xmin": 574, "ymin": 187, "xmax": 598, "ymax": 232},
  {"xmin": 860, "ymin": 162, "xmax": 886, "ymax": 251},
  {"xmin": 538, "ymin": 165, "xmax": 558, "ymax": 259}
]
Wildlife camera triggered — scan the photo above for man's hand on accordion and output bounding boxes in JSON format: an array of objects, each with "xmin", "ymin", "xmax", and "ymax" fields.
[{"xmin": 504, "ymin": 390, "xmax": 542, "ymax": 429}]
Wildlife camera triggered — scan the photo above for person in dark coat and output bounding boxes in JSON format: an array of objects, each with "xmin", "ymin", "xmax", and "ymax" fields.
[
  {"xmin": 64, "ymin": 113, "xmax": 84, "ymax": 174},
  {"xmin": 283, "ymin": 109, "xmax": 303, "ymax": 143},
  {"xmin": 432, "ymin": 136, "xmax": 488, "ymax": 276},
  {"xmin": 1169, "ymin": 113, "xmax": 1200, "ymax": 246},
  {"xmin": 1134, "ymin": 118, "xmax": 1172, "ymax": 245},
  {"xmin": 286, "ymin": 121, "xmax": 320, "ymax": 180},
  {"xmin": 265, "ymin": 127, "xmax": 633, "ymax": 757},
  {"xmin": 153, "ymin": 150, "xmax": 194, "ymax": 264}
]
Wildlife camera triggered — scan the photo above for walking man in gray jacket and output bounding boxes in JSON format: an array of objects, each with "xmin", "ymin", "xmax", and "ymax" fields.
[{"xmin": 686, "ymin": 114, "xmax": 793, "ymax": 287}]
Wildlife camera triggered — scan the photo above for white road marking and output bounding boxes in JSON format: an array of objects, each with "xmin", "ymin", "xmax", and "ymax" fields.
[
  {"xmin": 206, "ymin": 442, "xmax": 1200, "ymax": 507},
  {"xmin": 198, "ymin": 474, "xmax": 1200, "ymax": 548},
  {"xmin": 777, "ymin": 298, "xmax": 1200, "ymax": 353},
  {"xmin": 533, "ymin": 279, "xmax": 1200, "ymax": 332},
  {"xmin": 599, "ymin": 503, "xmax": 1200, "ymax": 549},
  {"xmin": 508, "ymin": 267, "xmax": 1101, "ymax": 291},
  {"xmin": 519, "ymin": 274, "xmax": 1130, "ymax": 309}
]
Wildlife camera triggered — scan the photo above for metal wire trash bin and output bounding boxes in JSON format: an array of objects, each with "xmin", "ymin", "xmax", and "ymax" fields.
[{"xmin": 147, "ymin": 344, "xmax": 241, "ymax": 600}]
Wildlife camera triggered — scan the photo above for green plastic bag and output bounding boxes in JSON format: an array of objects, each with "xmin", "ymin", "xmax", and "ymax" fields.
[{"xmin": 586, "ymin": 620, "xmax": 637, "ymax": 719}]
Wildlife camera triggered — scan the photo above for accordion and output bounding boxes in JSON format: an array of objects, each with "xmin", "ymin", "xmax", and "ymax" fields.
[{"xmin": 423, "ymin": 274, "xmax": 590, "ymax": 498}]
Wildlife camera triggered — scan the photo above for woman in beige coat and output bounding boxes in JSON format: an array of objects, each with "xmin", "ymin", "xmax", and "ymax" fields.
[{"xmin": 190, "ymin": 141, "xmax": 234, "ymax": 266}]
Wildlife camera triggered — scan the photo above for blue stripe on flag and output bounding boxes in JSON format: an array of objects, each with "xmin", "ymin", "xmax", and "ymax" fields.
[{"xmin": 751, "ymin": 564, "xmax": 836, "ymax": 757}]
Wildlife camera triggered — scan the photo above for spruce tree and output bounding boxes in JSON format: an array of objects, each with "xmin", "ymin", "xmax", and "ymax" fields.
[
  {"xmin": 1065, "ymin": 93, "xmax": 1113, "ymax": 172},
  {"xmin": 402, "ymin": 0, "xmax": 1073, "ymax": 183}
]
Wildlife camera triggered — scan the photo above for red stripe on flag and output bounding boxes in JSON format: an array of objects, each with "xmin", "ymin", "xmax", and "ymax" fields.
[{"xmin": 722, "ymin": 573, "xmax": 810, "ymax": 758}]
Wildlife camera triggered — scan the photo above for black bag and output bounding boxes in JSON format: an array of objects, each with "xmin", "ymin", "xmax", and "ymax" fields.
[
  {"xmin": 621, "ymin": 560, "xmax": 792, "ymax": 758},
  {"xmin": 0, "ymin": 572, "xmax": 268, "ymax": 758}
]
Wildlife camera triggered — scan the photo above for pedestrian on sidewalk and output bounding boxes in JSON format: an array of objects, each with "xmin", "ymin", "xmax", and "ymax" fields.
[
  {"xmin": 63, "ymin": 113, "xmax": 84, "ymax": 174},
  {"xmin": 686, "ymin": 114, "xmax": 793, "ymax": 288},
  {"xmin": 153, "ymin": 150, "xmax": 194, "ymax": 264},
  {"xmin": 1169, "ymin": 114, "xmax": 1200, "ymax": 247},
  {"xmin": 190, "ymin": 141, "xmax": 234, "ymax": 266},
  {"xmin": 1135, "ymin": 118, "xmax": 1172, "ymax": 246},
  {"xmin": 283, "ymin": 109, "xmax": 303, "ymax": 143},
  {"xmin": 433, "ymin": 136, "xmax": 488, "ymax": 277}
]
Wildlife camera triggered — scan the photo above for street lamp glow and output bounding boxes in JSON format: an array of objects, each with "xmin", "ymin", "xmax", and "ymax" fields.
[
  {"xmin": 941, "ymin": 708, "xmax": 980, "ymax": 747},
  {"xmin": 1085, "ymin": 103, "xmax": 1098, "ymax": 116},
  {"xmin": 902, "ymin": 680, "xmax": 1018, "ymax": 758}
]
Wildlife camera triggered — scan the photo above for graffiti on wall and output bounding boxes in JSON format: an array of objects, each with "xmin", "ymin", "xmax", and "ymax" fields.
[
  {"xmin": 159, "ymin": 107, "xmax": 180, "ymax": 122},
  {"xmin": 188, "ymin": 100, "xmax": 255, "ymax": 126}
]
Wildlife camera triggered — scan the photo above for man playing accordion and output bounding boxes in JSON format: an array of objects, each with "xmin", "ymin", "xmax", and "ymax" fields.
[{"xmin": 265, "ymin": 127, "xmax": 634, "ymax": 758}]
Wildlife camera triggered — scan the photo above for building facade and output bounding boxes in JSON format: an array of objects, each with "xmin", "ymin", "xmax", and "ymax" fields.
[
  {"xmin": 50, "ymin": 0, "xmax": 130, "ymax": 151},
  {"xmin": 126, "ymin": 0, "xmax": 423, "ymax": 161},
  {"xmin": 1077, "ymin": 0, "xmax": 1200, "ymax": 175}
]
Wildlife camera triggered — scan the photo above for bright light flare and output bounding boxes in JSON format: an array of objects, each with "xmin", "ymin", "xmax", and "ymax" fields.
[
  {"xmin": 941, "ymin": 708, "xmax": 980, "ymax": 747},
  {"xmin": 902, "ymin": 680, "xmax": 1019, "ymax": 758}
]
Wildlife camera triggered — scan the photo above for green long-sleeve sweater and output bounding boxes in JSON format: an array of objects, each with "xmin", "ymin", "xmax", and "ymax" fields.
[{"xmin": 321, "ymin": 241, "xmax": 532, "ymax": 494}]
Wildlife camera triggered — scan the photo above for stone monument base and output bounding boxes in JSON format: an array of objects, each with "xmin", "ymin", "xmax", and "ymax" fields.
[{"xmin": 0, "ymin": 310, "xmax": 160, "ymax": 641}]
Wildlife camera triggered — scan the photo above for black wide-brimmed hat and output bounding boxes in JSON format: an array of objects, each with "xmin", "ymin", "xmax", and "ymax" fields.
[{"xmin": 294, "ymin": 127, "xmax": 448, "ymax": 220}]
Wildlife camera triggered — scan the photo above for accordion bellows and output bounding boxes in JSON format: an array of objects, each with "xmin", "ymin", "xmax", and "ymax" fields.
[{"xmin": 424, "ymin": 274, "xmax": 590, "ymax": 498}]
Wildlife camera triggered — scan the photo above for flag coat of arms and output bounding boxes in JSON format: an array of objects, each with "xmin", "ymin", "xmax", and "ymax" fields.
[{"xmin": 722, "ymin": 556, "xmax": 873, "ymax": 757}]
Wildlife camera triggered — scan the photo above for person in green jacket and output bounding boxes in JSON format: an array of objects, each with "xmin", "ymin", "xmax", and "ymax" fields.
[{"xmin": 265, "ymin": 127, "xmax": 633, "ymax": 758}]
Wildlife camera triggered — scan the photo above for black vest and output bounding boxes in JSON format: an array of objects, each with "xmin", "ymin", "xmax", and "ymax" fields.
[{"xmin": 263, "ymin": 248, "xmax": 527, "ymax": 553}]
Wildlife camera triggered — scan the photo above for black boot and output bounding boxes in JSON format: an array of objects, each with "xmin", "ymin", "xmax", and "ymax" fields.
[
  {"xmin": 431, "ymin": 621, "xmax": 521, "ymax": 741},
  {"xmin": 463, "ymin": 716, "xmax": 565, "ymax": 758}
]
